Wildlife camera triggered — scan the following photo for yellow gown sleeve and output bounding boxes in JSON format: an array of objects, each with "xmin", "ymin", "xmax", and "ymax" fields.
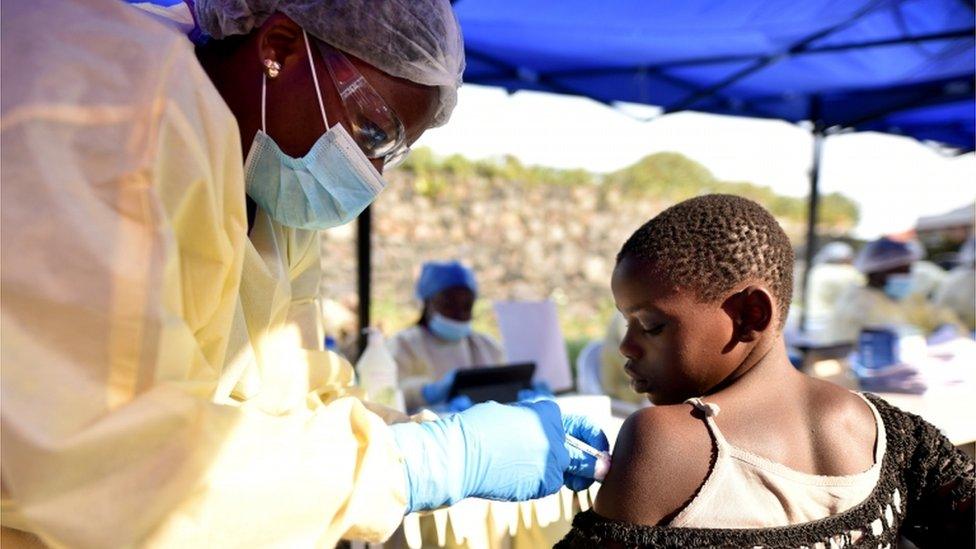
[
  {"xmin": 934, "ymin": 269, "xmax": 976, "ymax": 330},
  {"xmin": 901, "ymin": 293, "xmax": 965, "ymax": 334},
  {"xmin": 474, "ymin": 332, "xmax": 507, "ymax": 364},
  {"xmin": 389, "ymin": 329, "xmax": 434, "ymax": 410},
  {"xmin": 0, "ymin": 3, "xmax": 406, "ymax": 546}
]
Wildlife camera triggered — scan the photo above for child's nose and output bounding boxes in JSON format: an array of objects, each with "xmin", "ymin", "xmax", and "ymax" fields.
[{"xmin": 618, "ymin": 336, "xmax": 642, "ymax": 361}]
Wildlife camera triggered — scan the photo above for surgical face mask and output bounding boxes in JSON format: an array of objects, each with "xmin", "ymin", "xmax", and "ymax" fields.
[
  {"xmin": 244, "ymin": 30, "xmax": 386, "ymax": 230},
  {"xmin": 429, "ymin": 312, "xmax": 472, "ymax": 342},
  {"xmin": 883, "ymin": 274, "xmax": 913, "ymax": 301}
]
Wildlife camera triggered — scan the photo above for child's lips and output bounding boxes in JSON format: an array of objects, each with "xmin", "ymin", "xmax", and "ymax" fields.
[{"xmin": 624, "ymin": 361, "xmax": 650, "ymax": 391}]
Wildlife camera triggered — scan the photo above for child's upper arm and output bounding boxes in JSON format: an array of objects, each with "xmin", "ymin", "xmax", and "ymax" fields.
[{"xmin": 594, "ymin": 405, "xmax": 713, "ymax": 526}]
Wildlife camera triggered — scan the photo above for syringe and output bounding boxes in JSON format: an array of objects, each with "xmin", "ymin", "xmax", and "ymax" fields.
[{"xmin": 564, "ymin": 435, "xmax": 612, "ymax": 481}]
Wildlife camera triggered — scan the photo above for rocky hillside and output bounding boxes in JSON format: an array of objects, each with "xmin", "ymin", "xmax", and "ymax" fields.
[{"xmin": 319, "ymin": 150, "xmax": 858, "ymax": 346}]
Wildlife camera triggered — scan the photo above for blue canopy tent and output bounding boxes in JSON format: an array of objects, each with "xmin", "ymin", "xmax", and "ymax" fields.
[
  {"xmin": 356, "ymin": 0, "xmax": 975, "ymax": 341},
  {"xmin": 455, "ymin": 0, "xmax": 973, "ymax": 143}
]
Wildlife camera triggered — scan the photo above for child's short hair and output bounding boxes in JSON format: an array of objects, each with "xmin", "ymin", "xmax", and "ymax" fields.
[{"xmin": 617, "ymin": 194, "xmax": 795, "ymax": 326}]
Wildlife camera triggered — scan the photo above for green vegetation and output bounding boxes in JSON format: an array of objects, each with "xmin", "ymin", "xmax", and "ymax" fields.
[
  {"xmin": 818, "ymin": 192, "xmax": 861, "ymax": 229},
  {"xmin": 402, "ymin": 147, "xmax": 598, "ymax": 196},
  {"xmin": 604, "ymin": 152, "xmax": 859, "ymax": 230},
  {"xmin": 401, "ymin": 148, "xmax": 859, "ymax": 230},
  {"xmin": 604, "ymin": 151, "xmax": 714, "ymax": 199}
]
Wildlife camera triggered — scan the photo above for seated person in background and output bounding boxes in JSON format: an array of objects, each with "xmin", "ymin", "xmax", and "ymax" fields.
[
  {"xmin": 600, "ymin": 312, "xmax": 645, "ymax": 404},
  {"xmin": 798, "ymin": 241, "xmax": 864, "ymax": 344},
  {"xmin": 935, "ymin": 236, "xmax": 976, "ymax": 331},
  {"xmin": 831, "ymin": 236, "xmax": 962, "ymax": 342},
  {"xmin": 389, "ymin": 260, "xmax": 505, "ymax": 411},
  {"xmin": 559, "ymin": 195, "xmax": 973, "ymax": 548},
  {"xmin": 909, "ymin": 258, "xmax": 948, "ymax": 300}
]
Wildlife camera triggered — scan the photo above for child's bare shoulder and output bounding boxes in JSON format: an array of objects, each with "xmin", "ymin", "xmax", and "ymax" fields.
[
  {"xmin": 806, "ymin": 378, "xmax": 876, "ymax": 436},
  {"xmin": 804, "ymin": 377, "xmax": 879, "ymax": 472},
  {"xmin": 594, "ymin": 403, "xmax": 712, "ymax": 526}
]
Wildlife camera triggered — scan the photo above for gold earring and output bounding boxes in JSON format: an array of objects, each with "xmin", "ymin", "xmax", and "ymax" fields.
[{"xmin": 263, "ymin": 59, "xmax": 281, "ymax": 79}]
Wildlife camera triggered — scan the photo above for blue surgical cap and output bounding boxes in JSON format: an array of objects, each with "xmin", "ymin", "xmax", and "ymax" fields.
[
  {"xmin": 416, "ymin": 261, "xmax": 477, "ymax": 300},
  {"xmin": 854, "ymin": 237, "xmax": 923, "ymax": 274}
]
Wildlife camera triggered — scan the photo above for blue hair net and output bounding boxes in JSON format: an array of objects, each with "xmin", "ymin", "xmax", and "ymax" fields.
[
  {"xmin": 416, "ymin": 261, "xmax": 477, "ymax": 300},
  {"xmin": 854, "ymin": 237, "xmax": 923, "ymax": 274}
]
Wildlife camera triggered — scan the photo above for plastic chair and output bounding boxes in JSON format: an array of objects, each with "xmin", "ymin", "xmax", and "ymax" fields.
[{"xmin": 575, "ymin": 340, "xmax": 604, "ymax": 395}]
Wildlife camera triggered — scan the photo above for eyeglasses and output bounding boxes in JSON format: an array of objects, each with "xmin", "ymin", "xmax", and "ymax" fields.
[{"xmin": 315, "ymin": 40, "xmax": 410, "ymax": 169}]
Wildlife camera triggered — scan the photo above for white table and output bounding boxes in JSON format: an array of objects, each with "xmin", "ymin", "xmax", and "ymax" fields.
[
  {"xmin": 872, "ymin": 387, "xmax": 976, "ymax": 447},
  {"xmin": 809, "ymin": 354, "xmax": 976, "ymax": 447}
]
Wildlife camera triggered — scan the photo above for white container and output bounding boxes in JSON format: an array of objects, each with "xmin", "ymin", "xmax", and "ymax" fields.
[{"xmin": 356, "ymin": 328, "xmax": 405, "ymax": 412}]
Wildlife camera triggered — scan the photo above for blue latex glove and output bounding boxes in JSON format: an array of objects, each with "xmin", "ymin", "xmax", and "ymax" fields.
[
  {"xmin": 513, "ymin": 380, "xmax": 612, "ymax": 489},
  {"xmin": 562, "ymin": 414, "xmax": 610, "ymax": 491},
  {"xmin": 421, "ymin": 369, "xmax": 457, "ymax": 405},
  {"xmin": 424, "ymin": 394, "xmax": 474, "ymax": 415},
  {"xmin": 447, "ymin": 394, "xmax": 474, "ymax": 412},
  {"xmin": 391, "ymin": 400, "xmax": 569, "ymax": 512},
  {"xmin": 517, "ymin": 380, "xmax": 554, "ymax": 402}
]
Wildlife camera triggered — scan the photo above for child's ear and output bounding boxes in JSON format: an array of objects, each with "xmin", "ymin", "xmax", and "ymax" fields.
[{"xmin": 722, "ymin": 286, "xmax": 773, "ymax": 343}]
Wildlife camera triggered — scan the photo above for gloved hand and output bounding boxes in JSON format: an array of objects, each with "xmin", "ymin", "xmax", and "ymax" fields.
[
  {"xmin": 446, "ymin": 394, "xmax": 474, "ymax": 412},
  {"xmin": 516, "ymin": 380, "xmax": 554, "ymax": 402},
  {"xmin": 420, "ymin": 369, "xmax": 457, "ymax": 405},
  {"xmin": 391, "ymin": 400, "xmax": 569, "ymax": 512},
  {"xmin": 562, "ymin": 414, "xmax": 610, "ymax": 491},
  {"xmin": 425, "ymin": 394, "xmax": 474, "ymax": 414},
  {"xmin": 511, "ymin": 386, "xmax": 609, "ymax": 490}
]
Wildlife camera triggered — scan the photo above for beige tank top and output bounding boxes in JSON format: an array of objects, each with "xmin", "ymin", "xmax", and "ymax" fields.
[{"xmin": 670, "ymin": 393, "xmax": 885, "ymax": 529}]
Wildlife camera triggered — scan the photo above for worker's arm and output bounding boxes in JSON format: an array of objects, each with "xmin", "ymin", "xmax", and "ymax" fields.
[{"xmin": 0, "ymin": 23, "xmax": 405, "ymax": 547}]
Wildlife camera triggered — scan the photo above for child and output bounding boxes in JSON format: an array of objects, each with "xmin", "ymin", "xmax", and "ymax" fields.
[{"xmin": 558, "ymin": 195, "xmax": 973, "ymax": 548}]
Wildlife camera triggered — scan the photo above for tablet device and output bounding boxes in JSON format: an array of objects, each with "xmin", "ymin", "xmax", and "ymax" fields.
[{"xmin": 448, "ymin": 362, "xmax": 536, "ymax": 404}]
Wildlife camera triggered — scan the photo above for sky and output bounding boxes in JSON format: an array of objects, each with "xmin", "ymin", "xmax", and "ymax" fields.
[{"xmin": 415, "ymin": 85, "xmax": 975, "ymax": 239}]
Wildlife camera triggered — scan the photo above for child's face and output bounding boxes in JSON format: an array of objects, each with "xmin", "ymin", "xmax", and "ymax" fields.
[{"xmin": 611, "ymin": 256, "xmax": 746, "ymax": 405}]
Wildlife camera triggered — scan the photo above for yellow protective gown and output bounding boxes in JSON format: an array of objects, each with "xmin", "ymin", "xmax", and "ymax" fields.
[
  {"xmin": 830, "ymin": 284, "xmax": 963, "ymax": 343},
  {"xmin": 800, "ymin": 263, "xmax": 865, "ymax": 345},
  {"xmin": 934, "ymin": 268, "xmax": 976, "ymax": 331},
  {"xmin": 0, "ymin": 1, "xmax": 406, "ymax": 547},
  {"xmin": 804, "ymin": 264, "xmax": 865, "ymax": 315},
  {"xmin": 388, "ymin": 325, "xmax": 504, "ymax": 410}
]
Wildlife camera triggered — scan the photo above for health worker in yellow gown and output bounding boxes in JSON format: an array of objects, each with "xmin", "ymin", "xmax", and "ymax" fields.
[
  {"xmin": 0, "ymin": 1, "xmax": 607, "ymax": 547},
  {"xmin": 831, "ymin": 237, "xmax": 962, "ymax": 342},
  {"xmin": 389, "ymin": 261, "xmax": 506, "ymax": 412},
  {"xmin": 935, "ymin": 237, "xmax": 976, "ymax": 331}
]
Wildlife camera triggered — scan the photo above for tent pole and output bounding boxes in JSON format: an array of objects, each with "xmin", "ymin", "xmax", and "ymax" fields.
[
  {"xmin": 799, "ymin": 125, "xmax": 825, "ymax": 333},
  {"xmin": 357, "ymin": 205, "xmax": 372, "ymax": 356}
]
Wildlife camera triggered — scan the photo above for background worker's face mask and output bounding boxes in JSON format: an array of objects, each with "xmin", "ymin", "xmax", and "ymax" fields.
[
  {"xmin": 883, "ymin": 273, "xmax": 913, "ymax": 300},
  {"xmin": 244, "ymin": 30, "xmax": 385, "ymax": 230},
  {"xmin": 429, "ymin": 312, "xmax": 472, "ymax": 342}
]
